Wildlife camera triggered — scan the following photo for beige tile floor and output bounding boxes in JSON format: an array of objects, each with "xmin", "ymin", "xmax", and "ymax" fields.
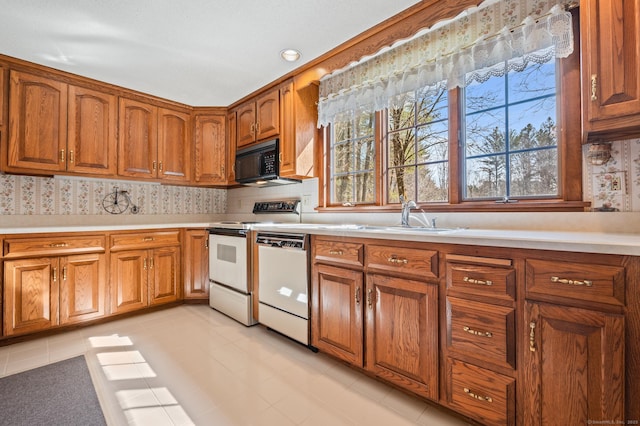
[{"xmin": 0, "ymin": 305, "xmax": 473, "ymax": 425}]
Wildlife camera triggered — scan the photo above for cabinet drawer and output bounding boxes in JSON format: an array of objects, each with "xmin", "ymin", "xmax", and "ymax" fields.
[
  {"xmin": 110, "ymin": 230, "xmax": 180, "ymax": 251},
  {"xmin": 446, "ymin": 359, "xmax": 515, "ymax": 426},
  {"xmin": 3, "ymin": 235, "xmax": 106, "ymax": 258},
  {"xmin": 526, "ymin": 259, "xmax": 624, "ymax": 307},
  {"xmin": 447, "ymin": 297, "xmax": 515, "ymax": 369},
  {"xmin": 366, "ymin": 245, "xmax": 437, "ymax": 279},
  {"xmin": 446, "ymin": 256, "xmax": 515, "ymax": 301},
  {"xmin": 314, "ymin": 240, "xmax": 364, "ymax": 267}
]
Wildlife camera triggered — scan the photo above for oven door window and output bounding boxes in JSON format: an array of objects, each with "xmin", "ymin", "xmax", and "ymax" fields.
[{"xmin": 209, "ymin": 234, "xmax": 248, "ymax": 292}]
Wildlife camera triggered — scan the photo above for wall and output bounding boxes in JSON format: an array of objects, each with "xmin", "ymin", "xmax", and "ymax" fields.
[
  {"xmin": 0, "ymin": 175, "xmax": 226, "ymax": 216},
  {"xmin": 583, "ymin": 137, "xmax": 640, "ymax": 212}
]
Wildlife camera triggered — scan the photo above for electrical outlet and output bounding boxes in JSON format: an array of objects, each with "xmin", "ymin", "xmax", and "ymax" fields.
[{"xmin": 302, "ymin": 194, "xmax": 312, "ymax": 208}]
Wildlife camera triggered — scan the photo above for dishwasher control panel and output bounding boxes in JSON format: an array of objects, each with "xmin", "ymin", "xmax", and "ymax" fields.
[{"xmin": 255, "ymin": 232, "xmax": 307, "ymax": 250}]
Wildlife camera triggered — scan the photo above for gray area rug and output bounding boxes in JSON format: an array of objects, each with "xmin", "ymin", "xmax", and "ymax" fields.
[{"xmin": 0, "ymin": 355, "xmax": 106, "ymax": 426}]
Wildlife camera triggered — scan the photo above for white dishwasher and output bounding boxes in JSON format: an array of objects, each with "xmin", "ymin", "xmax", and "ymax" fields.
[{"xmin": 256, "ymin": 232, "xmax": 310, "ymax": 346}]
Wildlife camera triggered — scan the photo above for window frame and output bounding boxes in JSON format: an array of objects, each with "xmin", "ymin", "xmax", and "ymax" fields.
[{"xmin": 318, "ymin": 8, "xmax": 586, "ymax": 213}]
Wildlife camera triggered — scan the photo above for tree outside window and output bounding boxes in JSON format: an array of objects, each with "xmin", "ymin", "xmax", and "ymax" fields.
[
  {"xmin": 386, "ymin": 86, "xmax": 449, "ymax": 204},
  {"xmin": 331, "ymin": 109, "xmax": 376, "ymax": 204},
  {"xmin": 464, "ymin": 59, "xmax": 558, "ymax": 200}
]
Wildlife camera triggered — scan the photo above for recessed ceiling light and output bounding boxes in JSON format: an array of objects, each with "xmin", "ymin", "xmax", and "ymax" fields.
[{"xmin": 280, "ymin": 49, "xmax": 301, "ymax": 62}]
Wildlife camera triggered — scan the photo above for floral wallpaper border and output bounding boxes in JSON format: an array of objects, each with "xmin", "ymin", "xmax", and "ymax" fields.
[
  {"xmin": 583, "ymin": 137, "xmax": 640, "ymax": 212},
  {"xmin": 0, "ymin": 175, "xmax": 226, "ymax": 215}
]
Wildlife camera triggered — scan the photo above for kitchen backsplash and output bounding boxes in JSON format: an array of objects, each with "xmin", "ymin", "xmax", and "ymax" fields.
[
  {"xmin": 583, "ymin": 137, "xmax": 640, "ymax": 212},
  {"xmin": 0, "ymin": 175, "xmax": 226, "ymax": 215}
]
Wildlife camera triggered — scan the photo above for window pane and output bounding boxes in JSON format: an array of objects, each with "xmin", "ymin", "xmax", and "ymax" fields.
[
  {"xmin": 355, "ymin": 137, "xmax": 375, "ymax": 171},
  {"xmin": 465, "ymin": 74, "xmax": 506, "ymax": 113},
  {"xmin": 356, "ymin": 111, "xmax": 375, "ymax": 137},
  {"xmin": 388, "ymin": 129, "xmax": 415, "ymax": 168},
  {"xmin": 333, "ymin": 175, "xmax": 353, "ymax": 204},
  {"xmin": 417, "ymin": 87, "xmax": 448, "ymax": 122},
  {"xmin": 354, "ymin": 172, "xmax": 376, "ymax": 203},
  {"xmin": 509, "ymin": 61, "xmax": 556, "ymax": 103},
  {"xmin": 334, "ymin": 114, "xmax": 353, "ymax": 142},
  {"xmin": 417, "ymin": 122, "xmax": 448, "ymax": 163},
  {"xmin": 333, "ymin": 141, "xmax": 352, "ymax": 174},
  {"xmin": 466, "ymin": 111, "xmax": 506, "ymax": 157},
  {"xmin": 465, "ymin": 155, "xmax": 506, "ymax": 198},
  {"xmin": 388, "ymin": 93, "xmax": 417, "ymax": 131},
  {"xmin": 418, "ymin": 163, "xmax": 448, "ymax": 202},
  {"xmin": 388, "ymin": 166, "xmax": 416, "ymax": 203},
  {"xmin": 509, "ymin": 149, "xmax": 558, "ymax": 196},
  {"xmin": 509, "ymin": 103, "xmax": 557, "ymax": 150}
]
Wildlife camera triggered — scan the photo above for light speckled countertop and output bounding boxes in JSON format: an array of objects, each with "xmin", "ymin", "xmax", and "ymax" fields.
[{"xmin": 1, "ymin": 214, "xmax": 639, "ymax": 256}]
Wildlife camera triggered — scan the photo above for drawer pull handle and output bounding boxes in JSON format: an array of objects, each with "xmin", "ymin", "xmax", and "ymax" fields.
[
  {"xmin": 387, "ymin": 256, "xmax": 408, "ymax": 264},
  {"xmin": 52, "ymin": 267, "xmax": 58, "ymax": 282},
  {"xmin": 367, "ymin": 288, "xmax": 373, "ymax": 309},
  {"xmin": 529, "ymin": 321, "xmax": 537, "ymax": 352},
  {"xmin": 355, "ymin": 287, "xmax": 361, "ymax": 305},
  {"xmin": 463, "ymin": 326, "xmax": 493, "ymax": 338},
  {"xmin": 143, "ymin": 237, "xmax": 154, "ymax": 242},
  {"xmin": 591, "ymin": 74, "xmax": 598, "ymax": 101},
  {"xmin": 62, "ymin": 266, "xmax": 67, "ymax": 281},
  {"xmin": 463, "ymin": 388, "xmax": 492, "ymax": 403},
  {"xmin": 329, "ymin": 249, "xmax": 344, "ymax": 256},
  {"xmin": 49, "ymin": 242, "xmax": 69, "ymax": 248},
  {"xmin": 144, "ymin": 258, "xmax": 148, "ymax": 270},
  {"xmin": 463, "ymin": 276, "xmax": 493, "ymax": 286},
  {"xmin": 550, "ymin": 276, "xmax": 593, "ymax": 287}
]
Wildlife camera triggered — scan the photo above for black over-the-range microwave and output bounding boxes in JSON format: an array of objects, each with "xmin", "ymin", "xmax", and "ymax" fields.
[{"xmin": 234, "ymin": 139, "xmax": 301, "ymax": 187}]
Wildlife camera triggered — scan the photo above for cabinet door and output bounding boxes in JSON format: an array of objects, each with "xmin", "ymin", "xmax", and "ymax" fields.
[
  {"xmin": 67, "ymin": 85, "xmax": 117, "ymax": 175},
  {"xmin": 59, "ymin": 253, "xmax": 106, "ymax": 325},
  {"xmin": 110, "ymin": 250, "xmax": 148, "ymax": 314},
  {"xmin": 118, "ymin": 98, "xmax": 158, "ymax": 178},
  {"xmin": 582, "ymin": 0, "xmax": 640, "ymax": 136},
  {"xmin": 279, "ymin": 80, "xmax": 296, "ymax": 177},
  {"xmin": 236, "ymin": 103, "xmax": 256, "ymax": 148},
  {"xmin": 255, "ymin": 89, "xmax": 279, "ymax": 141},
  {"xmin": 149, "ymin": 246, "xmax": 180, "ymax": 305},
  {"xmin": 226, "ymin": 111, "xmax": 236, "ymax": 183},
  {"xmin": 365, "ymin": 273, "xmax": 439, "ymax": 400},
  {"xmin": 311, "ymin": 264, "xmax": 364, "ymax": 367},
  {"xmin": 522, "ymin": 302, "xmax": 625, "ymax": 425},
  {"xmin": 3, "ymin": 257, "xmax": 59, "ymax": 336},
  {"xmin": 158, "ymin": 107, "xmax": 190, "ymax": 182},
  {"xmin": 193, "ymin": 113, "xmax": 227, "ymax": 184},
  {"xmin": 184, "ymin": 230, "xmax": 209, "ymax": 300},
  {"xmin": 8, "ymin": 71, "xmax": 67, "ymax": 171}
]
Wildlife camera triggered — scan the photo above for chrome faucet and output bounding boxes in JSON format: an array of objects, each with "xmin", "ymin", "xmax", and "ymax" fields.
[{"xmin": 399, "ymin": 195, "xmax": 417, "ymax": 227}]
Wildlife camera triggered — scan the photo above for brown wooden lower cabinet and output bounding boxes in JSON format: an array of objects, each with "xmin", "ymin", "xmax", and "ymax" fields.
[
  {"xmin": 366, "ymin": 273, "xmax": 438, "ymax": 400},
  {"xmin": 521, "ymin": 302, "xmax": 625, "ymax": 425},
  {"xmin": 183, "ymin": 229, "xmax": 210, "ymax": 300},
  {"xmin": 110, "ymin": 246, "xmax": 180, "ymax": 314},
  {"xmin": 311, "ymin": 236, "xmax": 439, "ymax": 402},
  {"xmin": 3, "ymin": 253, "xmax": 106, "ymax": 336},
  {"xmin": 312, "ymin": 236, "xmax": 637, "ymax": 425}
]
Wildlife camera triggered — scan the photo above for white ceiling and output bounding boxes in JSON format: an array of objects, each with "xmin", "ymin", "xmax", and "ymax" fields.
[{"xmin": 0, "ymin": 0, "xmax": 421, "ymax": 106}]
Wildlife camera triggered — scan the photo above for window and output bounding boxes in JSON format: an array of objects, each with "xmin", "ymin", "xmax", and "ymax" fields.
[
  {"xmin": 323, "ymin": 48, "xmax": 580, "ymax": 211},
  {"xmin": 463, "ymin": 58, "xmax": 558, "ymax": 200},
  {"xmin": 330, "ymin": 109, "xmax": 376, "ymax": 205},
  {"xmin": 319, "ymin": 6, "xmax": 583, "ymax": 212}
]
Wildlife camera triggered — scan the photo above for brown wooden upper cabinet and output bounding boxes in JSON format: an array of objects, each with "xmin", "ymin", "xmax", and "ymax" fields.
[
  {"xmin": 581, "ymin": 0, "xmax": 640, "ymax": 141},
  {"xmin": 118, "ymin": 97, "xmax": 190, "ymax": 182},
  {"xmin": 192, "ymin": 112, "xmax": 229, "ymax": 185},
  {"xmin": 7, "ymin": 70, "xmax": 117, "ymax": 175},
  {"xmin": 236, "ymin": 88, "xmax": 279, "ymax": 148}
]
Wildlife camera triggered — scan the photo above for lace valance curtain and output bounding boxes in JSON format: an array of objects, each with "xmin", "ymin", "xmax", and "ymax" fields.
[{"xmin": 318, "ymin": 0, "xmax": 575, "ymax": 127}]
